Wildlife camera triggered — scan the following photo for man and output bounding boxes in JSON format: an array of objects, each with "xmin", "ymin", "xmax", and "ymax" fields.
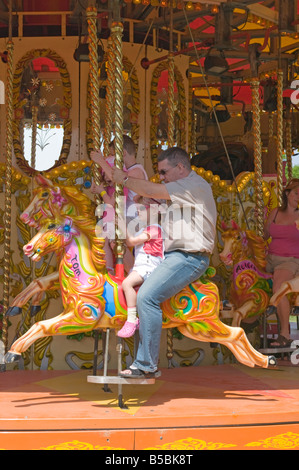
[{"xmin": 112, "ymin": 147, "xmax": 217, "ymax": 378}]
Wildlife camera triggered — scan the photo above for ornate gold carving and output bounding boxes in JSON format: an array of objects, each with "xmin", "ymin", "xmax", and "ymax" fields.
[
  {"xmin": 246, "ymin": 432, "xmax": 299, "ymax": 450},
  {"xmin": 146, "ymin": 437, "xmax": 236, "ymax": 450},
  {"xmin": 40, "ymin": 440, "xmax": 125, "ymax": 450}
]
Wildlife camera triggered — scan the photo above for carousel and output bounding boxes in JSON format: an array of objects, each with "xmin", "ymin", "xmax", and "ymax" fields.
[{"xmin": 1, "ymin": 0, "xmax": 299, "ymax": 451}]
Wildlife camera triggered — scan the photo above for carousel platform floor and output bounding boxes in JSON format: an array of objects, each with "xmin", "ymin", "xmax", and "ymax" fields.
[{"xmin": 1, "ymin": 363, "xmax": 299, "ymax": 450}]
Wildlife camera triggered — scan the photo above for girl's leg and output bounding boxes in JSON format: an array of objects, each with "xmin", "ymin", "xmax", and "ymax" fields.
[
  {"xmin": 122, "ymin": 271, "xmax": 143, "ymax": 308},
  {"xmin": 118, "ymin": 271, "xmax": 144, "ymax": 338},
  {"xmin": 104, "ymin": 239, "xmax": 114, "ymax": 273}
]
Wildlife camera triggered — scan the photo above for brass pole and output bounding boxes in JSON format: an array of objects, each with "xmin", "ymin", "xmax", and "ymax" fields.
[
  {"xmin": 250, "ymin": 78, "xmax": 264, "ymax": 238},
  {"xmin": 167, "ymin": 6, "xmax": 175, "ymax": 148},
  {"xmin": 111, "ymin": 21, "xmax": 125, "ymax": 276},
  {"xmin": 103, "ymin": 35, "xmax": 116, "ymax": 158},
  {"xmin": 30, "ymin": 106, "xmax": 38, "ymax": 170},
  {"xmin": 2, "ymin": 1, "xmax": 14, "ymax": 352},
  {"xmin": 276, "ymin": 70, "xmax": 284, "ymax": 206},
  {"xmin": 285, "ymin": 118, "xmax": 292, "ymax": 181},
  {"xmin": 86, "ymin": 5, "xmax": 102, "ymax": 204}
]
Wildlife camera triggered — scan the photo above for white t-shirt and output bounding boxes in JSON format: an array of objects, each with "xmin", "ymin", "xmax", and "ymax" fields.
[
  {"xmin": 126, "ymin": 164, "xmax": 148, "ymax": 217},
  {"xmin": 164, "ymin": 171, "xmax": 216, "ymax": 254}
]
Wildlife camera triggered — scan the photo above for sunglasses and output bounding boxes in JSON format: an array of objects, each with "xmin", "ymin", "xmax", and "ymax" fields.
[{"xmin": 158, "ymin": 164, "xmax": 177, "ymax": 176}]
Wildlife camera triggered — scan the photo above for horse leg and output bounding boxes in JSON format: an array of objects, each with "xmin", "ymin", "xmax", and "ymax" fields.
[
  {"xmin": 178, "ymin": 324, "xmax": 275, "ymax": 369},
  {"xmin": 231, "ymin": 300, "xmax": 256, "ymax": 327},
  {"xmin": 4, "ymin": 311, "xmax": 85, "ymax": 363},
  {"xmin": 270, "ymin": 277, "xmax": 299, "ymax": 306},
  {"xmin": 6, "ymin": 272, "xmax": 60, "ymax": 317}
]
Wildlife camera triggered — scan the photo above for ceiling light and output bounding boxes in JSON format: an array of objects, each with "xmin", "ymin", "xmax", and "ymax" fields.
[
  {"xmin": 73, "ymin": 44, "xmax": 104, "ymax": 63},
  {"xmin": 204, "ymin": 49, "xmax": 228, "ymax": 76}
]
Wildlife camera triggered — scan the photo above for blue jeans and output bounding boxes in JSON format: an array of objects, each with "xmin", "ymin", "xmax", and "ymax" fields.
[{"xmin": 133, "ymin": 250, "xmax": 210, "ymax": 372}]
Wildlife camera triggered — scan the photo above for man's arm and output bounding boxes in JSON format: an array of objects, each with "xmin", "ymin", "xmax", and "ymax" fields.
[{"xmin": 112, "ymin": 168, "xmax": 170, "ymax": 200}]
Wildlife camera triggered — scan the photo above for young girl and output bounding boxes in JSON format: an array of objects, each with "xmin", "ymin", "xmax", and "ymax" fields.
[{"xmin": 117, "ymin": 198, "xmax": 164, "ymax": 338}]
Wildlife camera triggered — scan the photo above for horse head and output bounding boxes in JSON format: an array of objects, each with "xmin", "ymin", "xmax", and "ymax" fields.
[
  {"xmin": 219, "ymin": 221, "xmax": 250, "ymax": 266},
  {"xmin": 23, "ymin": 216, "xmax": 80, "ymax": 262},
  {"xmin": 20, "ymin": 175, "xmax": 68, "ymax": 229},
  {"xmin": 20, "ymin": 174, "xmax": 95, "ymax": 229},
  {"xmin": 220, "ymin": 220, "xmax": 268, "ymax": 271}
]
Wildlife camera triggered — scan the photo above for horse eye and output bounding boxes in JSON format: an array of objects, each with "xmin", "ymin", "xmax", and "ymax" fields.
[
  {"xmin": 48, "ymin": 223, "xmax": 56, "ymax": 229},
  {"xmin": 42, "ymin": 191, "xmax": 49, "ymax": 197}
]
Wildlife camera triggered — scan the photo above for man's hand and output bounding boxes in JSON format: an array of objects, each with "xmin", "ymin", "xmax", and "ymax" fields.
[
  {"xmin": 90, "ymin": 150, "xmax": 104, "ymax": 165},
  {"xmin": 91, "ymin": 150, "xmax": 113, "ymax": 180},
  {"xmin": 112, "ymin": 167, "xmax": 127, "ymax": 184}
]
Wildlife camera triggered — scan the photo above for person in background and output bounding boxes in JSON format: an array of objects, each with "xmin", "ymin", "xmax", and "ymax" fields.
[{"xmin": 264, "ymin": 178, "xmax": 299, "ymax": 348}]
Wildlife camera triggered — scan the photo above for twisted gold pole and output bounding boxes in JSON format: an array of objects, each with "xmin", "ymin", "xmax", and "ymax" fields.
[
  {"xmin": 103, "ymin": 35, "xmax": 116, "ymax": 158},
  {"xmin": 2, "ymin": 40, "xmax": 14, "ymax": 351},
  {"xmin": 167, "ymin": 7, "xmax": 175, "ymax": 365},
  {"xmin": 276, "ymin": 70, "xmax": 284, "ymax": 206},
  {"xmin": 30, "ymin": 105, "xmax": 38, "ymax": 170},
  {"xmin": 167, "ymin": 54, "xmax": 175, "ymax": 148},
  {"xmin": 111, "ymin": 21, "xmax": 125, "ymax": 271},
  {"xmin": 285, "ymin": 118, "xmax": 292, "ymax": 181},
  {"xmin": 167, "ymin": 7, "xmax": 175, "ymax": 148},
  {"xmin": 250, "ymin": 78, "xmax": 264, "ymax": 238},
  {"xmin": 86, "ymin": 5, "xmax": 102, "ymax": 204}
]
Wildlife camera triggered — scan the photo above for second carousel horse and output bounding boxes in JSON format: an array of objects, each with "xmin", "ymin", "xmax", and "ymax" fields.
[{"xmin": 220, "ymin": 221, "xmax": 272, "ymax": 326}]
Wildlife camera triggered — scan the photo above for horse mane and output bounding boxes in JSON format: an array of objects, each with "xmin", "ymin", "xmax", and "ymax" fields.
[
  {"xmin": 60, "ymin": 185, "xmax": 96, "ymax": 221},
  {"xmin": 245, "ymin": 229, "xmax": 268, "ymax": 271},
  {"xmin": 62, "ymin": 214, "xmax": 106, "ymax": 273}
]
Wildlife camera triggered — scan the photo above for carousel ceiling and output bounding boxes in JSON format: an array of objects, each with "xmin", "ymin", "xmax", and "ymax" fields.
[{"xmin": 0, "ymin": 0, "xmax": 298, "ymax": 113}]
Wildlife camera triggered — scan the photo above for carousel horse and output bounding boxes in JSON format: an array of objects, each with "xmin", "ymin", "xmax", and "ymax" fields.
[
  {"xmin": 6, "ymin": 173, "xmax": 97, "ymax": 317},
  {"xmin": 4, "ymin": 212, "xmax": 276, "ymax": 369},
  {"xmin": 219, "ymin": 221, "xmax": 272, "ymax": 327}
]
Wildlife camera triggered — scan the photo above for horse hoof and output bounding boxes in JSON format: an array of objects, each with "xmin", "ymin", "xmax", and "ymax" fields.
[
  {"xmin": 30, "ymin": 305, "xmax": 41, "ymax": 317},
  {"xmin": 4, "ymin": 352, "xmax": 21, "ymax": 363},
  {"xmin": 265, "ymin": 305, "xmax": 277, "ymax": 317},
  {"xmin": 5, "ymin": 306, "xmax": 22, "ymax": 317},
  {"xmin": 267, "ymin": 355, "xmax": 277, "ymax": 368}
]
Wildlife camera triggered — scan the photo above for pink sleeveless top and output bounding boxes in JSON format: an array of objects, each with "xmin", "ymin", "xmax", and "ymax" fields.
[{"xmin": 268, "ymin": 222, "xmax": 299, "ymax": 258}]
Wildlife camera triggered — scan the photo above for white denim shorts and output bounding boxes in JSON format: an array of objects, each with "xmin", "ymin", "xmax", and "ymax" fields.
[{"xmin": 266, "ymin": 254, "xmax": 299, "ymax": 276}]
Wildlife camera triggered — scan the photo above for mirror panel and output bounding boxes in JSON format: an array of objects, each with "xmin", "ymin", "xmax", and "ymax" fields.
[{"xmin": 13, "ymin": 49, "xmax": 72, "ymax": 176}]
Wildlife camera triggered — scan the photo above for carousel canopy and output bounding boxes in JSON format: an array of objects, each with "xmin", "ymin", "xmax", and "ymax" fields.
[{"xmin": 0, "ymin": 0, "xmax": 298, "ymax": 114}]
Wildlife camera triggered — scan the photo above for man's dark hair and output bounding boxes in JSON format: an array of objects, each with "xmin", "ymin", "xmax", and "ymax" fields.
[{"xmin": 157, "ymin": 147, "xmax": 191, "ymax": 169}]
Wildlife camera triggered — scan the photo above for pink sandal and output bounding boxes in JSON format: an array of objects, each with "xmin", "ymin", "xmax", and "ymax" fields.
[{"xmin": 117, "ymin": 319, "xmax": 139, "ymax": 338}]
